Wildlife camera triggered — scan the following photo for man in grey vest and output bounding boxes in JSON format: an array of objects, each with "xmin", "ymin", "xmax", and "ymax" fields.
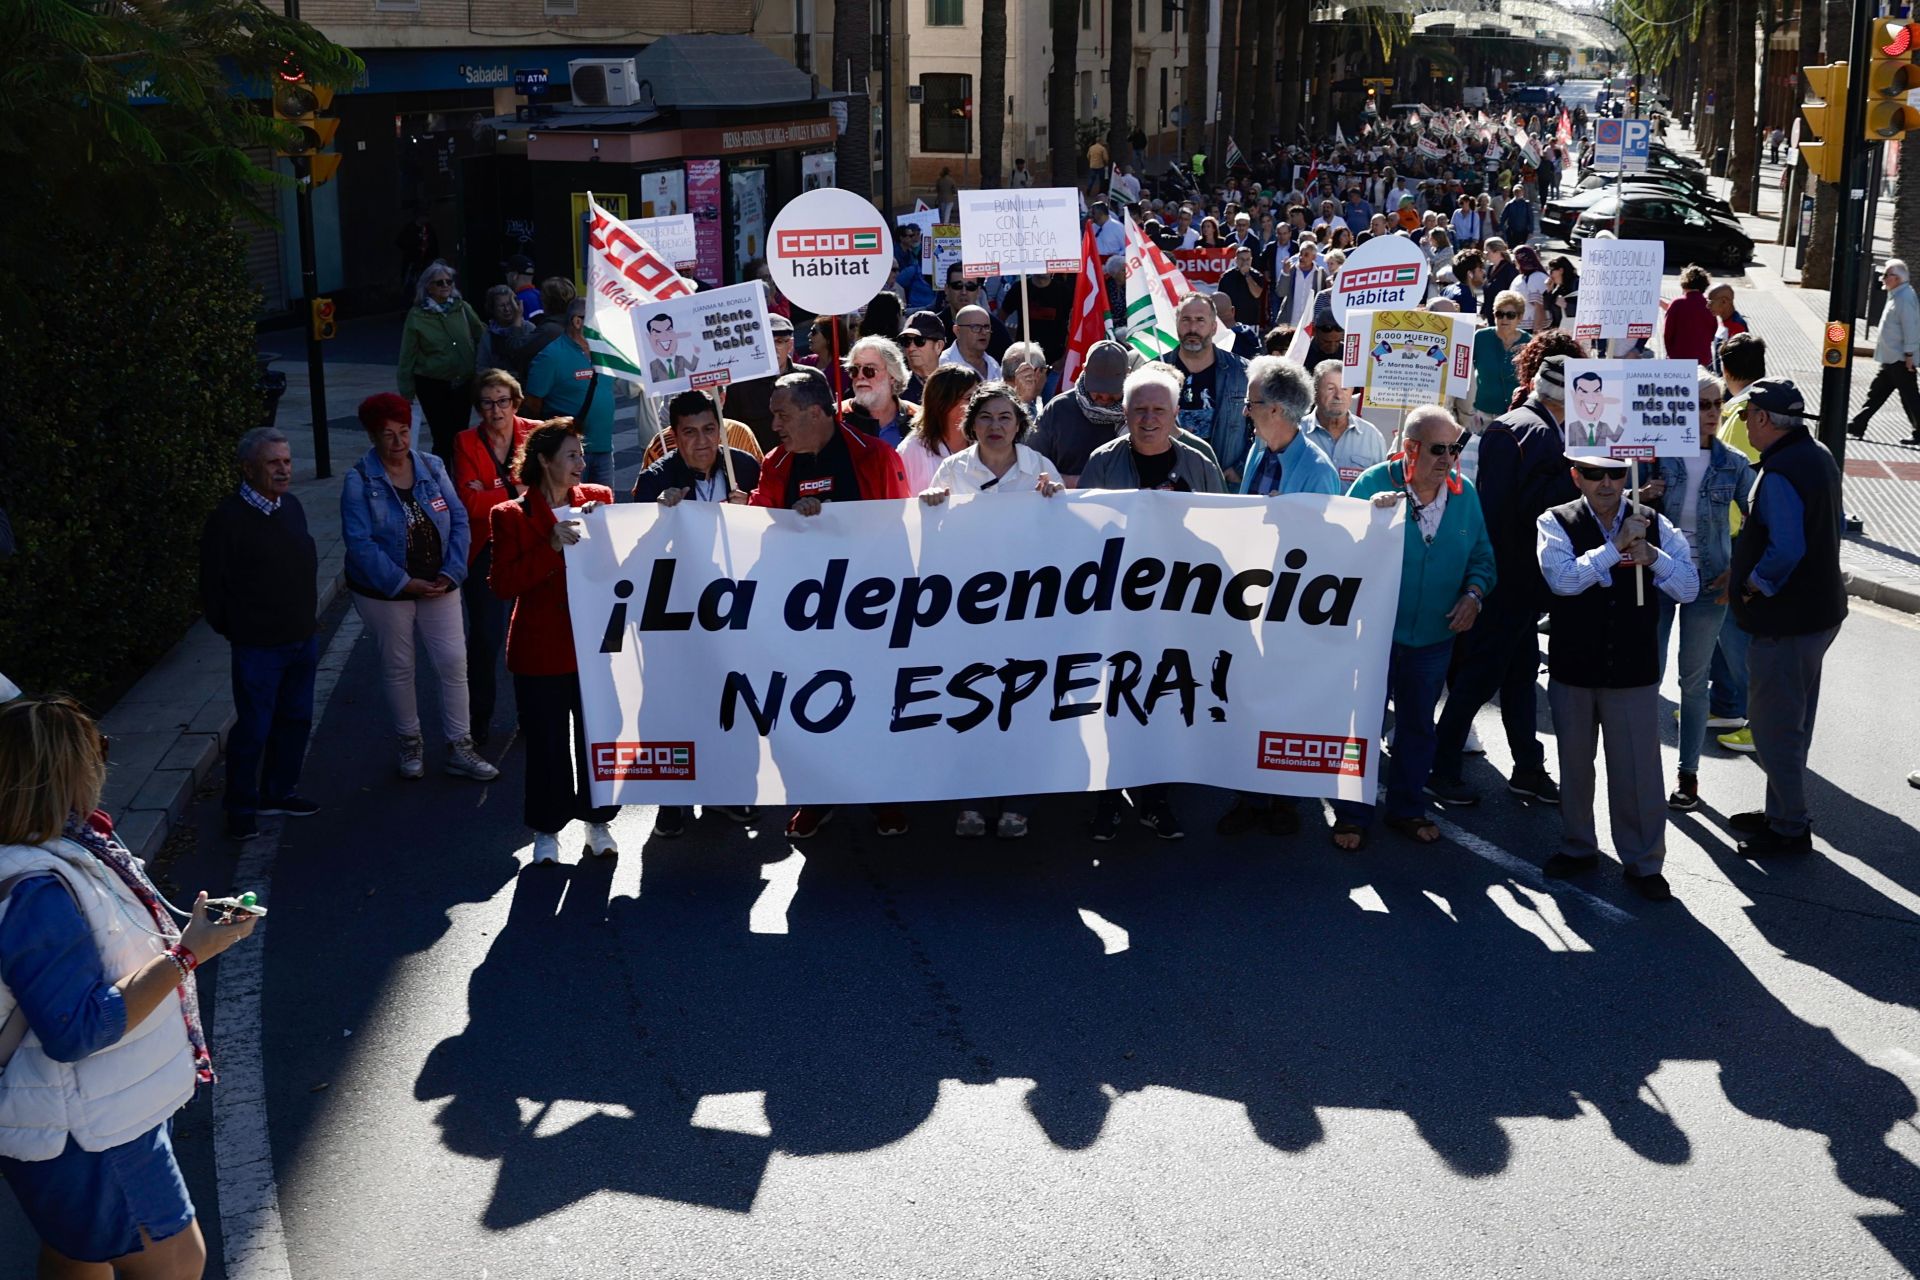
[
  {"xmin": 1536, "ymin": 450, "xmax": 1699, "ymax": 901},
  {"xmin": 1727, "ymin": 379, "xmax": 1848, "ymax": 856}
]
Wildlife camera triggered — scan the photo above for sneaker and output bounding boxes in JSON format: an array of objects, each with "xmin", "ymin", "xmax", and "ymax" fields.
[
  {"xmin": 955, "ymin": 809, "xmax": 987, "ymax": 838},
  {"xmin": 225, "ymin": 813, "xmax": 260, "ymax": 842},
  {"xmin": 587, "ymin": 820, "xmax": 622, "ymax": 853},
  {"xmin": 996, "ymin": 812, "xmax": 1029, "ymax": 839},
  {"xmin": 1705, "ymin": 714, "xmax": 1747, "ymax": 731},
  {"xmin": 1910, "ymin": 769, "xmax": 1920, "ymax": 790},
  {"xmin": 1088, "ymin": 800, "xmax": 1124, "ymax": 842},
  {"xmin": 872, "ymin": 805, "xmax": 911, "ymax": 837},
  {"xmin": 530, "ymin": 833, "xmax": 561, "ymax": 865},
  {"xmin": 1718, "ymin": 727, "xmax": 1757, "ymax": 754},
  {"xmin": 1140, "ymin": 799, "xmax": 1186, "ymax": 840},
  {"xmin": 1623, "ymin": 870, "xmax": 1675, "ymax": 901},
  {"xmin": 712, "ymin": 805, "xmax": 759, "ymax": 823},
  {"xmin": 257, "ymin": 796, "xmax": 320, "ymax": 818},
  {"xmin": 445, "ymin": 737, "xmax": 500, "ymax": 781},
  {"xmin": 1463, "ymin": 724, "xmax": 1487, "ymax": 756},
  {"xmin": 1508, "ymin": 767, "xmax": 1560, "ymax": 805},
  {"xmin": 1667, "ymin": 772, "xmax": 1700, "ymax": 812},
  {"xmin": 786, "ymin": 806, "xmax": 836, "ymax": 839},
  {"xmin": 397, "ymin": 735, "xmax": 426, "ymax": 780},
  {"xmin": 1423, "ymin": 776, "xmax": 1480, "ymax": 807},
  {"xmin": 1738, "ymin": 826, "xmax": 1813, "ymax": 857}
]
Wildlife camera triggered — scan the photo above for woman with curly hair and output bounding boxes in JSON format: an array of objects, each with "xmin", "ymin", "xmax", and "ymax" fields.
[{"xmin": 1509, "ymin": 330, "xmax": 1589, "ymax": 412}]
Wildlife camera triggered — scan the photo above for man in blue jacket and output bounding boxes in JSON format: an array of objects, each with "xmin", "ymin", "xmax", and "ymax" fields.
[{"xmin": 1159, "ymin": 294, "xmax": 1252, "ymax": 484}]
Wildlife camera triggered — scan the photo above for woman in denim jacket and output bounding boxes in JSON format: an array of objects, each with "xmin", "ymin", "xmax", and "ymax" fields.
[
  {"xmin": 342, "ymin": 393, "xmax": 498, "ymax": 783},
  {"xmin": 1637, "ymin": 369, "xmax": 1755, "ymax": 812}
]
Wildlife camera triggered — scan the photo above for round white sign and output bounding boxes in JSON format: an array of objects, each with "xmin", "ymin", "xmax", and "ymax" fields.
[
  {"xmin": 765, "ymin": 187, "xmax": 895, "ymax": 316},
  {"xmin": 1328, "ymin": 234, "xmax": 1431, "ymax": 327}
]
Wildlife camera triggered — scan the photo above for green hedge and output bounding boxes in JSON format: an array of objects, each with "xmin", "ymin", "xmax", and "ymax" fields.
[{"xmin": 0, "ymin": 215, "xmax": 260, "ymax": 705}]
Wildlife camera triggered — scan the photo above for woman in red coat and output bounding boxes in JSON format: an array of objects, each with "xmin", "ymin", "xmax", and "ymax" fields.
[
  {"xmin": 488, "ymin": 420, "xmax": 621, "ymax": 866},
  {"xmin": 450, "ymin": 369, "xmax": 538, "ymax": 746}
]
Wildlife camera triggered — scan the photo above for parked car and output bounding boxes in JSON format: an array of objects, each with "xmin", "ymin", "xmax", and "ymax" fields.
[
  {"xmin": 1545, "ymin": 177, "xmax": 1734, "ymax": 240},
  {"xmin": 1571, "ymin": 191, "xmax": 1754, "ymax": 272}
]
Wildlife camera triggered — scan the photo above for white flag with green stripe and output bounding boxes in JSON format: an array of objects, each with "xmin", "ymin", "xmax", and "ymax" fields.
[
  {"xmin": 583, "ymin": 194, "xmax": 697, "ymax": 384},
  {"xmin": 1121, "ymin": 210, "xmax": 1190, "ymax": 361}
]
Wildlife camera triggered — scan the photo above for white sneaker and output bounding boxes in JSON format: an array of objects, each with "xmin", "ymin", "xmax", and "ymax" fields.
[
  {"xmin": 1463, "ymin": 725, "xmax": 1487, "ymax": 756},
  {"xmin": 397, "ymin": 735, "xmax": 426, "ymax": 780},
  {"xmin": 585, "ymin": 822, "xmax": 619, "ymax": 857},
  {"xmin": 1706, "ymin": 715, "xmax": 1747, "ymax": 731},
  {"xmin": 445, "ymin": 736, "xmax": 499, "ymax": 781},
  {"xmin": 530, "ymin": 833, "xmax": 561, "ymax": 865}
]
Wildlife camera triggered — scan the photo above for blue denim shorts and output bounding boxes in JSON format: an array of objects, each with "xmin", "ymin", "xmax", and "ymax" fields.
[{"xmin": 0, "ymin": 1120, "xmax": 195, "ymax": 1263}]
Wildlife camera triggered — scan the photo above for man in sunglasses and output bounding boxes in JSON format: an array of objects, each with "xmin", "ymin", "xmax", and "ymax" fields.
[
  {"xmin": 934, "ymin": 264, "xmax": 1010, "ymax": 360},
  {"xmin": 898, "ymin": 310, "xmax": 947, "ymax": 403},
  {"xmin": 1536, "ymin": 450, "xmax": 1699, "ymax": 902}
]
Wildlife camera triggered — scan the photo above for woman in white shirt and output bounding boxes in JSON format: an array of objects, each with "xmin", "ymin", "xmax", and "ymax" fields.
[
  {"xmin": 896, "ymin": 364, "xmax": 981, "ymax": 491},
  {"xmin": 1513, "ymin": 243, "xmax": 1551, "ymax": 332},
  {"xmin": 918, "ymin": 382, "xmax": 1066, "ymax": 838}
]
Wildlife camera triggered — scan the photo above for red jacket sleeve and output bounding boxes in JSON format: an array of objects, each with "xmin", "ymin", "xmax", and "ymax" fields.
[
  {"xmin": 749, "ymin": 451, "xmax": 788, "ymax": 507},
  {"xmin": 488, "ymin": 500, "xmax": 563, "ymax": 601}
]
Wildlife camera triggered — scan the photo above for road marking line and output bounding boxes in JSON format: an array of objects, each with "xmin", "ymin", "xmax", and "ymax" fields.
[
  {"xmin": 1433, "ymin": 815, "xmax": 1637, "ymax": 925},
  {"xmin": 212, "ymin": 610, "xmax": 362, "ymax": 1280}
]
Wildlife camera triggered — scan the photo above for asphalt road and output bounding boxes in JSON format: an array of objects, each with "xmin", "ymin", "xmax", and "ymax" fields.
[{"xmin": 5, "ymin": 597, "xmax": 1919, "ymax": 1278}]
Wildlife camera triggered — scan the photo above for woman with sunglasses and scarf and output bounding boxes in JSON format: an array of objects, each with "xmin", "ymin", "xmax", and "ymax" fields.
[
  {"xmin": 0, "ymin": 694, "xmax": 260, "ymax": 1278},
  {"xmin": 1333, "ymin": 407, "xmax": 1496, "ymax": 851},
  {"xmin": 1469, "ymin": 289, "xmax": 1530, "ymax": 434}
]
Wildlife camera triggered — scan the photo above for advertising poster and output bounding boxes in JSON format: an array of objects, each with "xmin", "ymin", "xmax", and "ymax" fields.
[
  {"xmin": 686, "ymin": 159, "xmax": 724, "ymax": 287},
  {"xmin": 639, "ymin": 169, "xmax": 686, "ymax": 218},
  {"xmin": 730, "ymin": 166, "xmax": 769, "ymax": 280}
]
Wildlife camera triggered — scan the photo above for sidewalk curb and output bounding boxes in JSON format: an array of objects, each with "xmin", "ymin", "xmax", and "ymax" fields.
[{"xmin": 1845, "ymin": 566, "xmax": 1920, "ymax": 615}]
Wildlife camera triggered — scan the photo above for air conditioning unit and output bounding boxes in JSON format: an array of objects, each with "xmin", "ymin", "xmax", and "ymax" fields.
[{"xmin": 570, "ymin": 58, "xmax": 641, "ymax": 107}]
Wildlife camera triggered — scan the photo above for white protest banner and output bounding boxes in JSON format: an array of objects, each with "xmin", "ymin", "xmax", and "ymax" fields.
[
  {"xmin": 627, "ymin": 281, "xmax": 777, "ymax": 396},
  {"xmin": 956, "ymin": 187, "xmax": 1082, "ymax": 276},
  {"xmin": 628, "ymin": 214, "xmax": 698, "ymax": 272},
  {"xmin": 565, "ymin": 492, "xmax": 1402, "ymax": 807},
  {"xmin": 1339, "ymin": 309, "xmax": 1476, "ymax": 410},
  {"xmin": 1563, "ymin": 359, "xmax": 1701, "ymax": 460},
  {"xmin": 766, "ymin": 187, "xmax": 894, "ymax": 315},
  {"xmin": 1572, "ymin": 238, "xmax": 1663, "ymax": 342},
  {"xmin": 1329, "ymin": 234, "xmax": 1429, "ymax": 326},
  {"xmin": 583, "ymin": 195, "xmax": 697, "ymax": 384}
]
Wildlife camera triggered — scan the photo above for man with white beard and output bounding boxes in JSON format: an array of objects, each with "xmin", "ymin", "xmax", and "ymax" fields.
[{"xmin": 840, "ymin": 335, "xmax": 916, "ymax": 445}]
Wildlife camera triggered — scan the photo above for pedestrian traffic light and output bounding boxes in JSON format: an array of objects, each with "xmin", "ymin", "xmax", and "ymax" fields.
[
  {"xmin": 1800, "ymin": 62, "xmax": 1848, "ymax": 184},
  {"xmin": 1866, "ymin": 18, "xmax": 1920, "ymax": 140},
  {"xmin": 310, "ymin": 297, "xmax": 337, "ymax": 341},
  {"xmin": 271, "ymin": 59, "xmax": 344, "ymax": 185},
  {"xmin": 1823, "ymin": 320, "xmax": 1850, "ymax": 367}
]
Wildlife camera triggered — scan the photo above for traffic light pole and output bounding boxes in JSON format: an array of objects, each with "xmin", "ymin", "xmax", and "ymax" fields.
[
  {"xmin": 294, "ymin": 156, "xmax": 330, "ymax": 479},
  {"xmin": 1819, "ymin": 0, "xmax": 1879, "ymax": 469}
]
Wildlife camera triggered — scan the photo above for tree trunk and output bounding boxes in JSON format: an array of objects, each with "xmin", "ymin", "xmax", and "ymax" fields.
[
  {"xmin": 1727, "ymin": 0, "xmax": 1759, "ymax": 213},
  {"xmin": 1694, "ymin": 2, "xmax": 1720, "ymax": 159},
  {"xmin": 1250, "ymin": 0, "xmax": 1276, "ymax": 152},
  {"xmin": 980, "ymin": 0, "xmax": 1007, "ymax": 186},
  {"xmin": 1277, "ymin": 0, "xmax": 1303, "ymax": 143},
  {"xmin": 1805, "ymin": 0, "xmax": 1848, "ymax": 289},
  {"xmin": 1310, "ymin": 24, "xmax": 1335, "ymax": 139},
  {"xmin": 1217, "ymin": 0, "xmax": 1240, "ymax": 163},
  {"xmin": 1182, "ymin": 0, "xmax": 1210, "ymax": 163},
  {"xmin": 1711, "ymin": 3, "xmax": 1737, "ymax": 166},
  {"xmin": 1234, "ymin": 0, "xmax": 1258, "ymax": 154},
  {"xmin": 832, "ymin": 0, "xmax": 873, "ymax": 196},
  {"xmin": 1049, "ymin": 0, "xmax": 1079, "ymax": 185},
  {"xmin": 1109, "ymin": 0, "xmax": 1133, "ymax": 165}
]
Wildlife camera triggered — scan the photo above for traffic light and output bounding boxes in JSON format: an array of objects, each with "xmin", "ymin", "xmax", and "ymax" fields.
[
  {"xmin": 271, "ymin": 60, "xmax": 344, "ymax": 186},
  {"xmin": 1865, "ymin": 17, "xmax": 1920, "ymax": 140},
  {"xmin": 1800, "ymin": 62, "xmax": 1848, "ymax": 184},
  {"xmin": 1823, "ymin": 320, "xmax": 1851, "ymax": 368},
  {"xmin": 310, "ymin": 297, "xmax": 337, "ymax": 341}
]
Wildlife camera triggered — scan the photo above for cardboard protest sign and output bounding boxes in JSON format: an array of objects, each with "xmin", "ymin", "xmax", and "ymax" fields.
[
  {"xmin": 1573, "ymin": 239, "xmax": 1664, "ymax": 342},
  {"xmin": 956, "ymin": 187, "xmax": 1081, "ymax": 276},
  {"xmin": 629, "ymin": 214, "xmax": 698, "ymax": 272},
  {"xmin": 627, "ymin": 282, "xmax": 777, "ymax": 396},
  {"xmin": 566, "ymin": 491, "xmax": 1402, "ymax": 806},
  {"xmin": 766, "ymin": 187, "xmax": 894, "ymax": 315},
  {"xmin": 1339, "ymin": 309, "xmax": 1476, "ymax": 410},
  {"xmin": 1562, "ymin": 360, "xmax": 1701, "ymax": 460},
  {"xmin": 1329, "ymin": 235, "xmax": 1430, "ymax": 326}
]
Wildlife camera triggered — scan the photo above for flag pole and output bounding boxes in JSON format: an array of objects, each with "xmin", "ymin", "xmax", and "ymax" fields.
[{"xmin": 1020, "ymin": 273, "xmax": 1032, "ymax": 353}]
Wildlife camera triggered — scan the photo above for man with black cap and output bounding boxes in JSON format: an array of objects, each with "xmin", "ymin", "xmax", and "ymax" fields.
[
  {"xmin": 1537, "ymin": 449, "xmax": 1698, "ymax": 901},
  {"xmin": 1428, "ymin": 350, "xmax": 1576, "ymax": 808},
  {"xmin": 1727, "ymin": 378, "xmax": 1848, "ymax": 857},
  {"xmin": 899, "ymin": 310, "xmax": 947, "ymax": 403},
  {"xmin": 501, "ymin": 253, "xmax": 542, "ymax": 322},
  {"xmin": 1030, "ymin": 340, "xmax": 1130, "ymax": 484}
]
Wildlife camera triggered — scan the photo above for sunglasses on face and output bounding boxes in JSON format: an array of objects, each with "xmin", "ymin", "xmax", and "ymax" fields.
[
  {"xmin": 849, "ymin": 364, "xmax": 885, "ymax": 379},
  {"xmin": 900, "ymin": 334, "xmax": 933, "ymax": 347},
  {"xmin": 1575, "ymin": 465, "xmax": 1622, "ymax": 481},
  {"xmin": 1414, "ymin": 440, "xmax": 1466, "ymax": 457},
  {"xmin": 950, "ymin": 281, "xmax": 983, "ymax": 292},
  {"xmin": 1494, "ymin": 310, "xmax": 1521, "ymax": 320}
]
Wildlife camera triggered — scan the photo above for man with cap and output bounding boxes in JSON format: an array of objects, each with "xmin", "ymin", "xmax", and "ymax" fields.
[
  {"xmin": 1030, "ymin": 340, "xmax": 1131, "ymax": 484},
  {"xmin": 1428, "ymin": 350, "xmax": 1577, "ymax": 808},
  {"xmin": 1536, "ymin": 448, "xmax": 1698, "ymax": 901},
  {"xmin": 899, "ymin": 310, "xmax": 947, "ymax": 403},
  {"xmin": 501, "ymin": 253, "xmax": 542, "ymax": 322},
  {"xmin": 1727, "ymin": 378, "xmax": 1849, "ymax": 857}
]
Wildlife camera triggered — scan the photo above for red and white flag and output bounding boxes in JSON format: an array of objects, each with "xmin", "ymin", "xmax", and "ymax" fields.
[
  {"xmin": 1555, "ymin": 109, "xmax": 1572, "ymax": 146},
  {"xmin": 1060, "ymin": 219, "xmax": 1110, "ymax": 386}
]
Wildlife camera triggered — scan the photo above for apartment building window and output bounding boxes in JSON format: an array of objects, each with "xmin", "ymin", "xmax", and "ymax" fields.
[
  {"xmin": 373, "ymin": 0, "xmax": 420, "ymax": 11},
  {"xmin": 544, "ymin": 0, "xmax": 578, "ymax": 14},
  {"xmin": 921, "ymin": 73, "xmax": 971, "ymax": 152},
  {"xmin": 927, "ymin": 0, "xmax": 963, "ymax": 24},
  {"xmin": 1158, "ymin": 66, "xmax": 1168, "ymax": 129},
  {"xmin": 1138, "ymin": 0, "xmax": 1145, "ymax": 31},
  {"xmin": 1081, "ymin": 0, "xmax": 1090, "ymax": 29},
  {"xmin": 1160, "ymin": 0, "xmax": 1173, "ymax": 31}
]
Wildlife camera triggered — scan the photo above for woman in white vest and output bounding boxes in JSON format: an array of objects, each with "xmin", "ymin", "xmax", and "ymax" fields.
[{"xmin": 0, "ymin": 694, "xmax": 258, "ymax": 1278}]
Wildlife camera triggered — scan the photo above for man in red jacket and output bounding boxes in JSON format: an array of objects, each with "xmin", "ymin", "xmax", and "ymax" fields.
[
  {"xmin": 748, "ymin": 372, "xmax": 912, "ymax": 839},
  {"xmin": 1662, "ymin": 264, "xmax": 1717, "ymax": 368},
  {"xmin": 750, "ymin": 372, "xmax": 910, "ymax": 511}
]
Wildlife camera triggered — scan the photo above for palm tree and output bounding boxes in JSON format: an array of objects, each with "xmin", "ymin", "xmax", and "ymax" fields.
[
  {"xmin": 1109, "ymin": 0, "xmax": 1133, "ymax": 164},
  {"xmin": 832, "ymin": 0, "xmax": 873, "ymax": 197},
  {"xmin": 1050, "ymin": 0, "xmax": 1079, "ymax": 184},
  {"xmin": 1726, "ymin": 0, "xmax": 1759, "ymax": 213},
  {"xmin": 1218, "ymin": 0, "xmax": 1240, "ymax": 163},
  {"xmin": 1250, "ymin": 0, "xmax": 1277, "ymax": 151},
  {"xmin": 979, "ymin": 0, "xmax": 1007, "ymax": 187},
  {"xmin": 1183, "ymin": 0, "xmax": 1211, "ymax": 163}
]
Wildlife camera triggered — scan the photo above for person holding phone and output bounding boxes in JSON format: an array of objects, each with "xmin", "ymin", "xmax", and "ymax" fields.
[{"xmin": 0, "ymin": 693, "xmax": 261, "ymax": 1279}]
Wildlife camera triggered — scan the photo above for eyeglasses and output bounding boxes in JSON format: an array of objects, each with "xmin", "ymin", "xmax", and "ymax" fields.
[
  {"xmin": 900, "ymin": 334, "xmax": 934, "ymax": 347},
  {"xmin": 950, "ymin": 281, "xmax": 983, "ymax": 292},
  {"xmin": 478, "ymin": 396, "xmax": 515, "ymax": 408},
  {"xmin": 1494, "ymin": 310, "xmax": 1522, "ymax": 320},
  {"xmin": 1574, "ymin": 465, "xmax": 1622, "ymax": 481},
  {"xmin": 1243, "ymin": 399, "xmax": 1269, "ymax": 413},
  {"xmin": 849, "ymin": 364, "xmax": 885, "ymax": 379},
  {"xmin": 1415, "ymin": 440, "xmax": 1467, "ymax": 457},
  {"xmin": 1699, "ymin": 397, "xmax": 1724, "ymax": 408}
]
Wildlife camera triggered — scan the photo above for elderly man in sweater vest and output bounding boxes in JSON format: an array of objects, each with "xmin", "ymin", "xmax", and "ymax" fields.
[{"xmin": 1536, "ymin": 449, "xmax": 1699, "ymax": 901}]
